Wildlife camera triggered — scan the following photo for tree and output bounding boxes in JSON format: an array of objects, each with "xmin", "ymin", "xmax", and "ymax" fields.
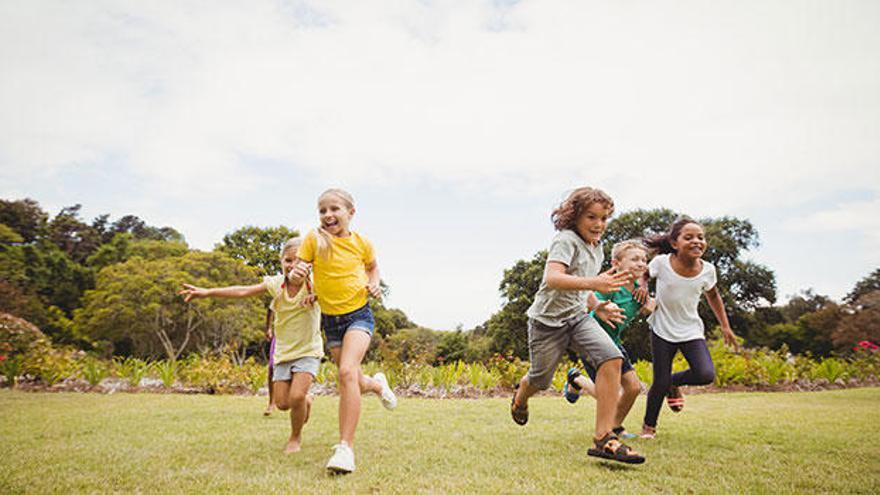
[
  {"xmin": 107, "ymin": 215, "xmax": 184, "ymax": 243},
  {"xmin": 74, "ymin": 251, "xmax": 265, "ymax": 360},
  {"xmin": 483, "ymin": 209, "xmax": 776, "ymax": 361},
  {"xmin": 86, "ymin": 233, "xmax": 188, "ymax": 269},
  {"xmin": 0, "ymin": 198, "xmax": 48, "ymax": 243},
  {"xmin": 845, "ymin": 269, "xmax": 880, "ymax": 304},
  {"xmin": 485, "ymin": 251, "xmax": 547, "ymax": 360},
  {"xmin": 47, "ymin": 205, "xmax": 103, "ymax": 264},
  {"xmin": 833, "ymin": 291, "xmax": 880, "ymax": 353},
  {"xmin": 215, "ymin": 225, "xmax": 300, "ymax": 276}
]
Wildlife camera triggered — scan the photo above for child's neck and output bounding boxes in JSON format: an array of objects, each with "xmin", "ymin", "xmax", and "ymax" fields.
[{"xmin": 285, "ymin": 279, "xmax": 303, "ymax": 296}]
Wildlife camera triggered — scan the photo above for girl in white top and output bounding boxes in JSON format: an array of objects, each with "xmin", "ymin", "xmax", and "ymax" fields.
[
  {"xmin": 179, "ymin": 237, "xmax": 322, "ymax": 454},
  {"xmin": 641, "ymin": 218, "xmax": 739, "ymax": 439}
]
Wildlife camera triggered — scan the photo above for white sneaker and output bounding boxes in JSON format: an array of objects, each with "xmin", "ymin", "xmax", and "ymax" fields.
[
  {"xmin": 326, "ymin": 442, "xmax": 355, "ymax": 473},
  {"xmin": 373, "ymin": 372, "xmax": 397, "ymax": 410}
]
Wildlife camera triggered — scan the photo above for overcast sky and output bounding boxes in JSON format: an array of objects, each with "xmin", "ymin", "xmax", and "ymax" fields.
[{"xmin": 2, "ymin": 0, "xmax": 878, "ymax": 330}]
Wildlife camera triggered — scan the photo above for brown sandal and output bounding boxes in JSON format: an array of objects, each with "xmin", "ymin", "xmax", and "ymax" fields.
[{"xmin": 587, "ymin": 432, "xmax": 645, "ymax": 464}]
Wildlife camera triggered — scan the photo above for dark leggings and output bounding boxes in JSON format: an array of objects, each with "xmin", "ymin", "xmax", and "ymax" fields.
[{"xmin": 643, "ymin": 332, "xmax": 715, "ymax": 428}]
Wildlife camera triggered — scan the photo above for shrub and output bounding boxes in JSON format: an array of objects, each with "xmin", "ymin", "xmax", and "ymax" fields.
[{"xmin": 80, "ymin": 356, "xmax": 109, "ymax": 386}]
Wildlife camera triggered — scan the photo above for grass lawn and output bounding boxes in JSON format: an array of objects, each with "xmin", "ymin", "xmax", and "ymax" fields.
[{"xmin": 1, "ymin": 388, "xmax": 879, "ymax": 494}]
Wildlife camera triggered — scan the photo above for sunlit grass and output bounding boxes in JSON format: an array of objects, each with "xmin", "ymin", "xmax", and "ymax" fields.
[{"xmin": 1, "ymin": 388, "xmax": 878, "ymax": 493}]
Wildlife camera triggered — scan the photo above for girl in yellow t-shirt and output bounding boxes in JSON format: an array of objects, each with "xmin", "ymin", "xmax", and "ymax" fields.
[
  {"xmin": 292, "ymin": 188, "xmax": 396, "ymax": 474},
  {"xmin": 178, "ymin": 237, "xmax": 321, "ymax": 454}
]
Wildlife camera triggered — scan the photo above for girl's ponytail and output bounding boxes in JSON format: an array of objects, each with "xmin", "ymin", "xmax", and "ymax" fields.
[{"xmin": 315, "ymin": 227, "xmax": 334, "ymax": 260}]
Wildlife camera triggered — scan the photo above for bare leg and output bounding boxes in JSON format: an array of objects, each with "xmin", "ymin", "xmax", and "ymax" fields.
[
  {"xmin": 274, "ymin": 373, "xmax": 314, "ymax": 454},
  {"xmin": 593, "ymin": 358, "xmax": 622, "ymax": 441},
  {"xmin": 615, "ymin": 370, "xmax": 641, "ymax": 428},
  {"xmin": 512, "ymin": 375, "xmax": 542, "ymax": 411},
  {"xmin": 330, "ymin": 331, "xmax": 372, "ymax": 446},
  {"xmin": 264, "ymin": 364, "xmax": 275, "ymax": 416},
  {"xmin": 573, "ymin": 374, "xmax": 597, "ymax": 398}
]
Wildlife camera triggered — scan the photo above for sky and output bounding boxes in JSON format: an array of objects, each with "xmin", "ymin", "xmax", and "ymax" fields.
[{"xmin": 1, "ymin": 0, "xmax": 879, "ymax": 330}]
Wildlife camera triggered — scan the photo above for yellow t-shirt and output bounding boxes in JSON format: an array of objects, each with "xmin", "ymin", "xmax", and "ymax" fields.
[
  {"xmin": 297, "ymin": 229, "xmax": 375, "ymax": 315},
  {"xmin": 263, "ymin": 275, "xmax": 323, "ymax": 363}
]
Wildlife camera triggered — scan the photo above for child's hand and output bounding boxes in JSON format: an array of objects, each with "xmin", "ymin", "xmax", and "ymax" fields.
[
  {"xmin": 178, "ymin": 284, "xmax": 207, "ymax": 302},
  {"xmin": 593, "ymin": 268, "xmax": 632, "ymax": 293},
  {"xmin": 366, "ymin": 281, "xmax": 382, "ymax": 299},
  {"xmin": 721, "ymin": 326, "xmax": 740, "ymax": 352},
  {"xmin": 632, "ymin": 285, "xmax": 649, "ymax": 304},
  {"xmin": 642, "ymin": 297, "xmax": 656, "ymax": 314},
  {"xmin": 287, "ymin": 261, "xmax": 311, "ymax": 285},
  {"xmin": 593, "ymin": 300, "xmax": 625, "ymax": 327},
  {"xmin": 301, "ymin": 293, "xmax": 318, "ymax": 308}
]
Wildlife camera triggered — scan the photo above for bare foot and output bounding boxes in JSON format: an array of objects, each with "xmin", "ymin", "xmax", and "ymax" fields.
[
  {"xmin": 284, "ymin": 438, "xmax": 302, "ymax": 454},
  {"xmin": 263, "ymin": 403, "xmax": 275, "ymax": 416},
  {"xmin": 640, "ymin": 424, "xmax": 656, "ymax": 439}
]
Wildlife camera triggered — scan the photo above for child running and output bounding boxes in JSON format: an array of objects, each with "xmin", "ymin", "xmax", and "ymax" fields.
[
  {"xmin": 510, "ymin": 186, "xmax": 646, "ymax": 464},
  {"xmin": 178, "ymin": 237, "xmax": 322, "ymax": 454},
  {"xmin": 640, "ymin": 217, "xmax": 739, "ymax": 439},
  {"xmin": 563, "ymin": 240, "xmax": 656, "ymax": 440},
  {"xmin": 263, "ymin": 308, "xmax": 276, "ymax": 416},
  {"xmin": 293, "ymin": 188, "xmax": 396, "ymax": 474}
]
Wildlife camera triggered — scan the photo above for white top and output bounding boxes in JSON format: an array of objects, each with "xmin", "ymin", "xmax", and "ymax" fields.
[{"xmin": 647, "ymin": 254, "xmax": 717, "ymax": 343}]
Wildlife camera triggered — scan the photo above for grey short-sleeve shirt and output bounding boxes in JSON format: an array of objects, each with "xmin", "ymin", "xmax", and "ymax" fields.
[{"xmin": 526, "ymin": 229, "xmax": 604, "ymax": 327}]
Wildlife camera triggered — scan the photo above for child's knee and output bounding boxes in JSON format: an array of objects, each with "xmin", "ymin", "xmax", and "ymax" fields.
[
  {"xmin": 694, "ymin": 366, "xmax": 715, "ymax": 385},
  {"xmin": 288, "ymin": 390, "xmax": 308, "ymax": 408},
  {"xmin": 337, "ymin": 365, "xmax": 359, "ymax": 384}
]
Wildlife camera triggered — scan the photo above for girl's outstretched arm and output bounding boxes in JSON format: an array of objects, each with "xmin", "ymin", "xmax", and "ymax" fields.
[
  {"xmin": 704, "ymin": 286, "xmax": 739, "ymax": 351},
  {"xmin": 364, "ymin": 261, "xmax": 382, "ymax": 299},
  {"xmin": 178, "ymin": 283, "xmax": 266, "ymax": 302}
]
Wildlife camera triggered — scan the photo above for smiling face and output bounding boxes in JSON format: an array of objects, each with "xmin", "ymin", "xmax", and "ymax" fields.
[
  {"xmin": 613, "ymin": 246, "xmax": 648, "ymax": 279},
  {"xmin": 318, "ymin": 192, "xmax": 355, "ymax": 237},
  {"xmin": 574, "ymin": 202, "xmax": 612, "ymax": 245},
  {"xmin": 670, "ymin": 222, "xmax": 707, "ymax": 260},
  {"xmin": 280, "ymin": 240, "xmax": 302, "ymax": 277}
]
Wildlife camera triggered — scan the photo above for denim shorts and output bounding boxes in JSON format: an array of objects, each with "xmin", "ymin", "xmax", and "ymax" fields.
[
  {"xmin": 322, "ymin": 304, "xmax": 375, "ymax": 348},
  {"xmin": 583, "ymin": 345, "xmax": 634, "ymax": 381},
  {"xmin": 272, "ymin": 356, "xmax": 321, "ymax": 381},
  {"xmin": 527, "ymin": 312, "xmax": 622, "ymax": 390}
]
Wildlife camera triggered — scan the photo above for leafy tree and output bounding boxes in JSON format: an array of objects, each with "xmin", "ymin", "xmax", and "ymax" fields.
[
  {"xmin": 845, "ymin": 269, "xmax": 880, "ymax": 304},
  {"xmin": 0, "ymin": 223, "xmax": 23, "ymax": 244},
  {"xmin": 107, "ymin": 215, "xmax": 184, "ymax": 243},
  {"xmin": 0, "ymin": 198, "xmax": 48, "ymax": 243},
  {"xmin": 47, "ymin": 205, "xmax": 103, "ymax": 264},
  {"xmin": 215, "ymin": 225, "xmax": 299, "ymax": 276},
  {"xmin": 74, "ymin": 251, "xmax": 264, "ymax": 360},
  {"xmin": 796, "ymin": 303, "xmax": 842, "ymax": 357},
  {"xmin": 484, "ymin": 209, "xmax": 776, "ymax": 361},
  {"xmin": 833, "ymin": 291, "xmax": 880, "ymax": 353},
  {"xmin": 86, "ymin": 233, "xmax": 188, "ymax": 269},
  {"xmin": 485, "ymin": 251, "xmax": 547, "ymax": 360},
  {"xmin": 380, "ymin": 327, "xmax": 439, "ymax": 365}
]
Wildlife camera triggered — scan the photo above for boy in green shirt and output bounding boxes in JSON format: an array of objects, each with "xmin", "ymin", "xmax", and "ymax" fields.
[{"xmin": 564, "ymin": 240, "xmax": 655, "ymax": 439}]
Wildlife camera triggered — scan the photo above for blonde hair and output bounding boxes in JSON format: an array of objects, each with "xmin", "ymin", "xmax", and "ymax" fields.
[
  {"xmin": 551, "ymin": 187, "xmax": 614, "ymax": 231},
  {"xmin": 611, "ymin": 239, "xmax": 648, "ymax": 261},
  {"xmin": 273, "ymin": 236, "xmax": 305, "ymax": 310},
  {"xmin": 315, "ymin": 188, "xmax": 355, "ymax": 260},
  {"xmin": 280, "ymin": 236, "xmax": 302, "ymax": 260}
]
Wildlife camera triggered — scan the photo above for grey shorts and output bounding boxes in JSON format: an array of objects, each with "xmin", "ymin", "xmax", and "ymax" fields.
[
  {"xmin": 272, "ymin": 356, "xmax": 321, "ymax": 382},
  {"xmin": 527, "ymin": 313, "xmax": 623, "ymax": 390}
]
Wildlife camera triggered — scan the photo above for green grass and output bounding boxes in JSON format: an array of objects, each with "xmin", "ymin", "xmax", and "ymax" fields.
[{"xmin": 1, "ymin": 388, "xmax": 879, "ymax": 494}]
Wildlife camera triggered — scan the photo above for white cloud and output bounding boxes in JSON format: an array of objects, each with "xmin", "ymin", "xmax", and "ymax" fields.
[{"xmin": 2, "ymin": 0, "xmax": 879, "ymax": 328}]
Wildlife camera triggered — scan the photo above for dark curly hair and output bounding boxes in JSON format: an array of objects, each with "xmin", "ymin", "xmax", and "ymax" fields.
[{"xmin": 551, "ymin": 187, "xmax": 614, "ymax": 231}]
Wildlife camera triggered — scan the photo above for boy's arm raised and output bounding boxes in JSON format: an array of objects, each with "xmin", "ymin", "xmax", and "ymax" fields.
[
  {"xmin": 545, "ymin": 263, "xmax": 631, "ymax": 293},
  {"xmin": 178, "ymin": 283, "xmax": 266, "ymax": 302}
]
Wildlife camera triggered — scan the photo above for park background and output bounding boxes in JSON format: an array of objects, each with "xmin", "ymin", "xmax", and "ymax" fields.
[{"xmin": 2, "ymin": 1, "xmax": 879, "ymax": 493}]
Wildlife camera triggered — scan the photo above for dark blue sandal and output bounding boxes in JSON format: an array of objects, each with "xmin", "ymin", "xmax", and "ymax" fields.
[{"xmin": 564, "ymin": 368, "xmax": 582, "ymax": 404}]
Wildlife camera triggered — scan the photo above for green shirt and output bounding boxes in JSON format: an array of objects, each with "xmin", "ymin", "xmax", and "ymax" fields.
[{"xmin": 592, "ymin": 282, "xmax": 642, "ymax": 347}]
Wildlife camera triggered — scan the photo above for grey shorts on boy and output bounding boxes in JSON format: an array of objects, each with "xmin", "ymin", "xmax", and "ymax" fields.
[{"xmin": 527, "ymin": 313, "xmax": 622, "ymax": 390}]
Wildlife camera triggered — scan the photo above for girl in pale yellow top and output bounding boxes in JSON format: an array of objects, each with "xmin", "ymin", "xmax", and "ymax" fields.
[
  {"xmin": 178, "ymin": 237, "xmax": 321, "ymax": 455},
  {"xmin": 292, "ymin": 188, "xmax": 397, "ymax": 474}
]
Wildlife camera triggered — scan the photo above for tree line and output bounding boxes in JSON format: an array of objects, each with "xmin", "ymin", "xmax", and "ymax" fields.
[{"xmin": 1, "ymin": 198, "xmax": 877, "ymax": 365}]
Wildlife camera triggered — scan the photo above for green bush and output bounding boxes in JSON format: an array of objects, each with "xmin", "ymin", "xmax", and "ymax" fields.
[
  {"xmin": 80, "ymin": 356, "xmax": 109, "ymax": 386},
  {"xmin": 114, "ymin": 356, "xmax": 150, "ymax": 387}
]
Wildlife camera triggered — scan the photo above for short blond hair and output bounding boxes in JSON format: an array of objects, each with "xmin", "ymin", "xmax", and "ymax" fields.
[{"xmin": 611, "ymin": 239, "xmax": 648, "ymax": 260}]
